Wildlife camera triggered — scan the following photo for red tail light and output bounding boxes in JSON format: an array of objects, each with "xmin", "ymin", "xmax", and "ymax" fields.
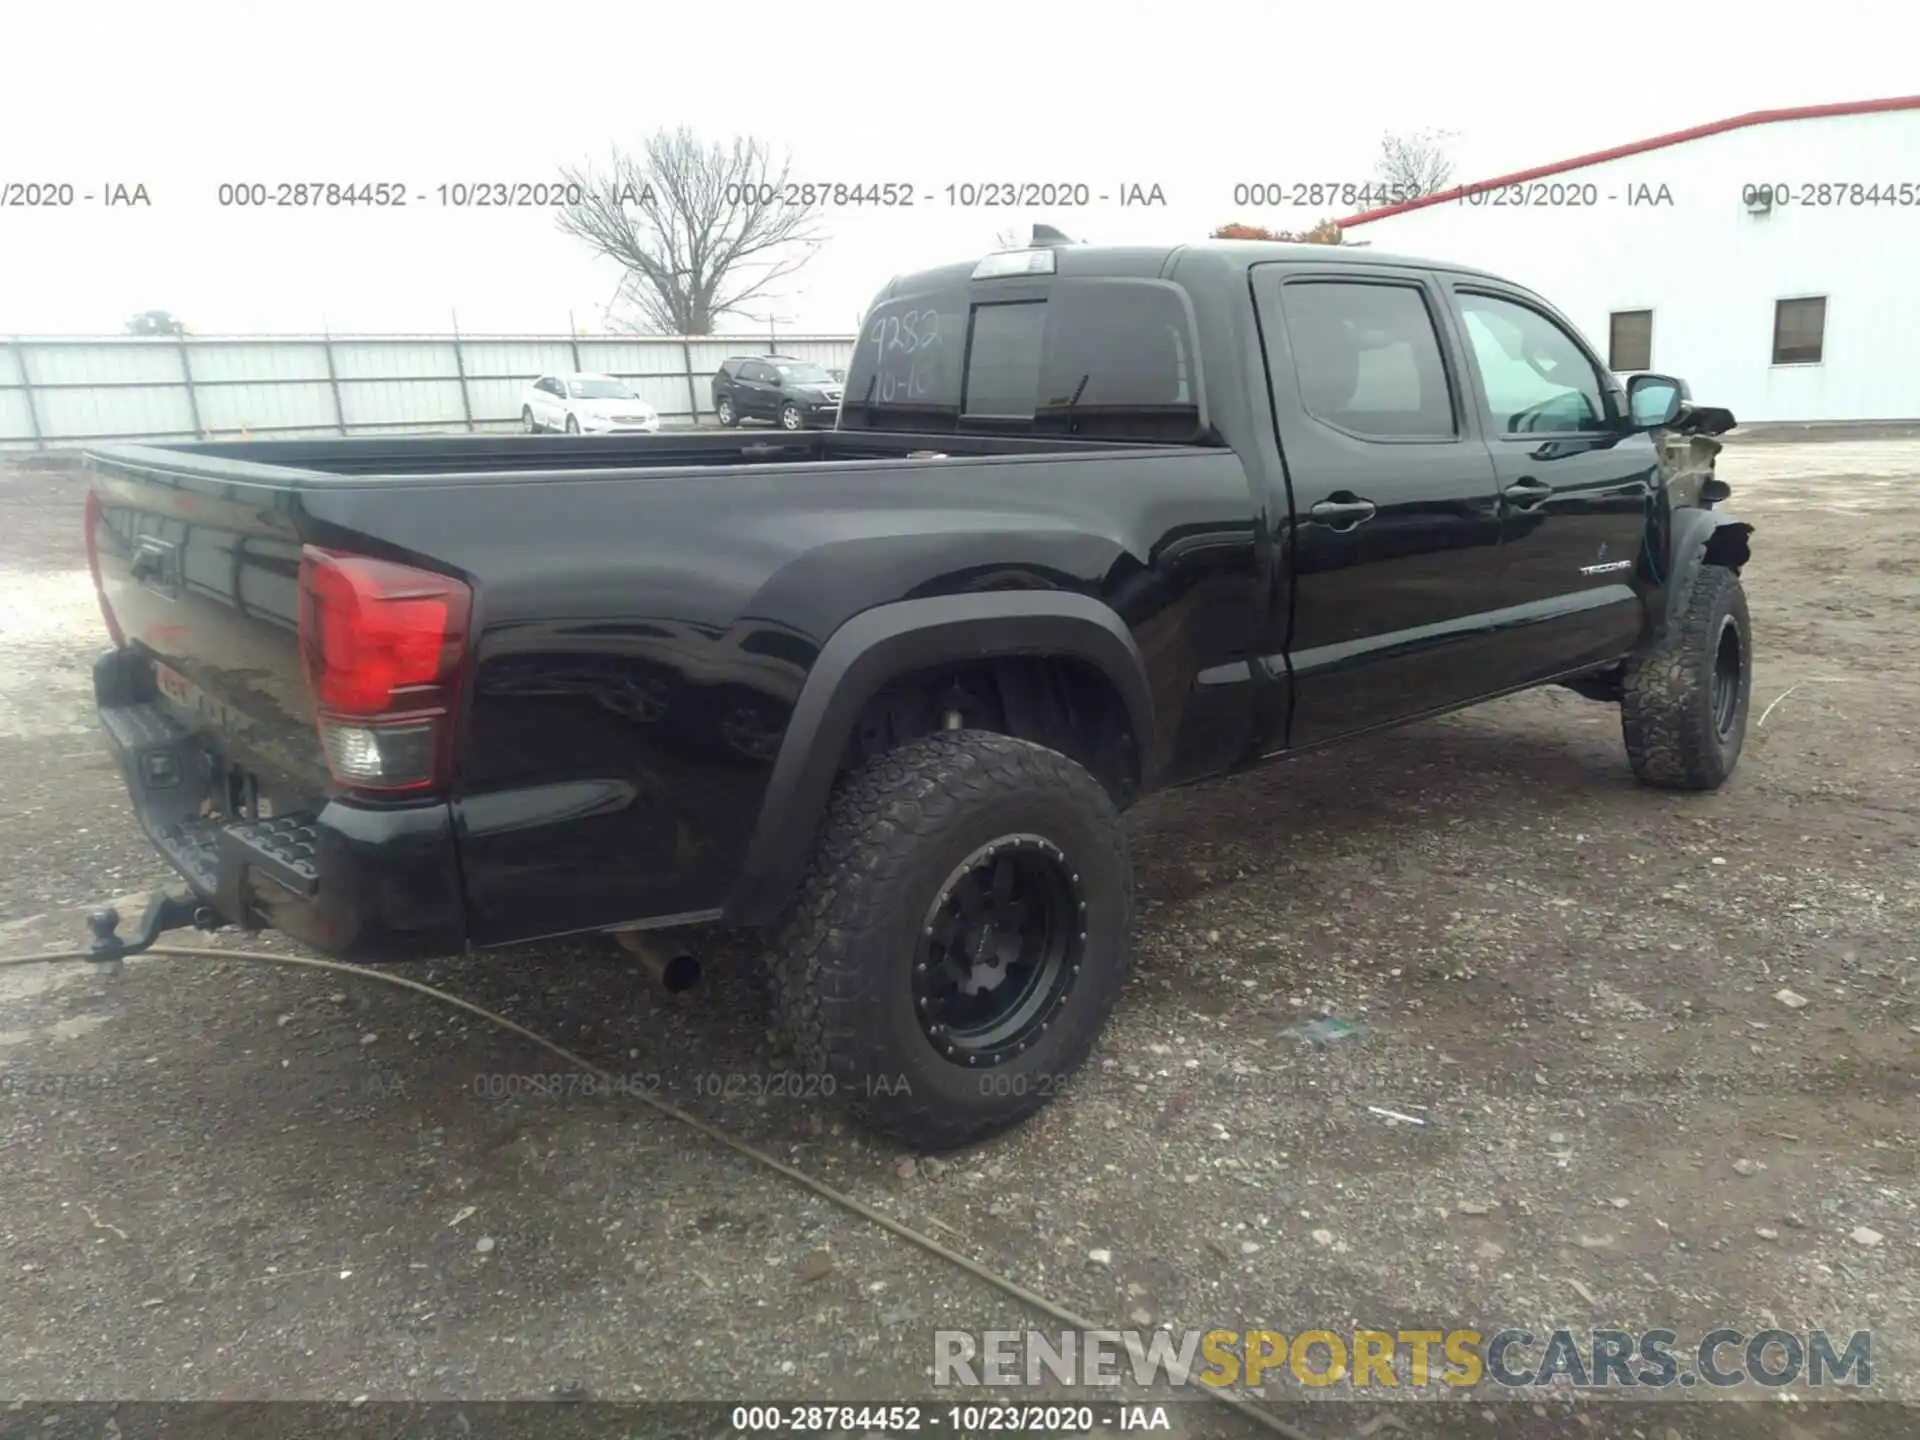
[
  {"xmin": 297, "ymin": 547, "xmax": 471, "ymax": 794},
  {"xmin": 83, "ymin": 489, "xmax": 126, "ymax": 647}
]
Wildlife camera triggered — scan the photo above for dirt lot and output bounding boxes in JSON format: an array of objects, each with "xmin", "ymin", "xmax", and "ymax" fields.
[{"xmin": 0, "ymin": 441, "xmax": 1914, "ymax": 1440}]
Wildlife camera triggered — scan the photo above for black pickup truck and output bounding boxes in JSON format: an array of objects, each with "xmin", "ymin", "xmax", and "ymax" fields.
[{"xmin": 80, "ymin": 237, "xmax": 1752, "ymax": 1147}]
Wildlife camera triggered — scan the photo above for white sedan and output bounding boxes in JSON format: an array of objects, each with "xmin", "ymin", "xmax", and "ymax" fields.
[{"xmin": 521, "ymin": 373, "xmax": 661, "ymax": 434}]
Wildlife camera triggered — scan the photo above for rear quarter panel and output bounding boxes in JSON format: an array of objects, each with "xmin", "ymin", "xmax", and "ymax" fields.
[{"xmin": 289, "ymin": 450, "xmax": 1261, "ymax": 944}]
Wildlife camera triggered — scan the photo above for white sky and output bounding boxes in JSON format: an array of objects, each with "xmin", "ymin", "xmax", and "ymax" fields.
[{"xmin": 1, "ymin": 0, "xmax": 1909, "ymax": 337}]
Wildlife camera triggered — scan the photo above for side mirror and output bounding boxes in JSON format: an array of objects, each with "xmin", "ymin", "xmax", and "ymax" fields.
[{"xmin": 1625, "ymin": 372, "xmax": 1687, "ymax": 430}]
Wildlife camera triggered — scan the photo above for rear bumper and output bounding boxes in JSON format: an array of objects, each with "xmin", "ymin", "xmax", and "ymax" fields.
[{"xmin": 94, "ymin": 652, "xmax": 466, "ymax": 962}]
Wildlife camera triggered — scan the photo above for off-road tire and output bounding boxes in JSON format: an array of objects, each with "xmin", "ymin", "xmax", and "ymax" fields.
[
  {"xmin": 769, "ymin": 730, "xmax": 1132, "ymax": 1150},
  {"xmin": 1621, "ymin": 564, "xmax": 1751, "ymax": 790}
]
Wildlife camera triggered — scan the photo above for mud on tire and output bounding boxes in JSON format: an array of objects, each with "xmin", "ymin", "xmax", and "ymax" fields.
[
  {"xmin": 769, "ymin": 730, "xmax": 1132, "ymax": 1150},
  {"xmin": 1621, "ymin": 564, "xmax": 1752, "ymax": 790}
]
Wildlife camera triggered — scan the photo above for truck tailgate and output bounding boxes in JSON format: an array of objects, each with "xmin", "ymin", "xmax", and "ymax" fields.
[
  {"xmin": 88, "ymin": 465, "xmax": 329, "ymax": 807},
  {"xmin": 83, "ymin": 455, "xmax": 470, "ymax": 959}
]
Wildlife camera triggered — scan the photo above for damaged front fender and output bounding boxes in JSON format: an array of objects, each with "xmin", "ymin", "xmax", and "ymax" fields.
[
  {"xmin": 1655, "ymin": 407, "xmax": 1736, "ymax": 510},
  {"xmin": 1654, "ymin": 402, "xmax": 1751, "ymax": 636}
]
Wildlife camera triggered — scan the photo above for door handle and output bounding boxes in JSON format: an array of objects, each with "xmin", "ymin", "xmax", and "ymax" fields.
[
  {"xmin": 1311, "ymin": 497, "xmax": 1377, "ymax": 528},
  {"xmin": 1502, "ymin": 478, "xmax": 1552, "ymax": 506}
]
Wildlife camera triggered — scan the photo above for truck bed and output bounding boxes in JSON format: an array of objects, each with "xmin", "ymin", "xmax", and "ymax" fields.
[{"xmin": 81, "ymin": 427, "xmax": 1253, "ymax": 958}]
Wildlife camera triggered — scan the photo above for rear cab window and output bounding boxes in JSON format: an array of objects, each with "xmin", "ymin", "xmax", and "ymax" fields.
[{"xmin": 840, "ymin": 268, "xmax": 1204, "ymax": 443}]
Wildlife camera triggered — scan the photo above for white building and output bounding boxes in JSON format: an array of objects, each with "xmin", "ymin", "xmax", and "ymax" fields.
[{"xmin": 1336, "ymin": 97, "xmax": 1920, "ymax": 424}]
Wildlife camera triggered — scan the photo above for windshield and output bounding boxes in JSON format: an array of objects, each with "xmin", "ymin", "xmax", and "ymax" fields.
[
  {"xmin": 569, "ymin": 378, "xmax": 638, "ymax": 399},
  {"xmin": 773, "ymin": 362, "xmax": 835, "ymax": 385}
]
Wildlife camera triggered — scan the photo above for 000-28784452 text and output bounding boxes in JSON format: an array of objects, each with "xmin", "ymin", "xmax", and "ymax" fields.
[
  {"xmin": 211, "ymin": 181, "xmax": 658, "ymax": 208},
  {"xmin": 721, "ymin": 180, "xmax": 1168, "ymax": 208}
]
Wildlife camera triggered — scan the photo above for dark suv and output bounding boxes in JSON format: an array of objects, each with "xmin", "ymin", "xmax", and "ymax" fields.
[{"xmin": 711, "ymin": 356, "xmax": 845, "ymax": 430}]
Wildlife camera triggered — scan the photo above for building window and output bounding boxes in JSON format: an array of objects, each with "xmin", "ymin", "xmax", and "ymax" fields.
[
  {"xmin": 1772, "ymin": 297, "xmax": 1826, "ymax": 365},
  {"xmin": 1609, "ymin": 310, "xmax": 1653, "ymax": 371}
]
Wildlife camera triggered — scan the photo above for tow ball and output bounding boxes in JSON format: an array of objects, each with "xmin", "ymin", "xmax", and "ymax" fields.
[{"xmin": 82, "ymin": 891, "xmax": 225, "ymax": 974}]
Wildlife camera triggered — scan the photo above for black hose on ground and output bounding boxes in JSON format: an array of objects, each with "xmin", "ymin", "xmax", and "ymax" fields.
[{"xmin": 0, "ymin": 943, "xmax": 1315, "ymax": 1440}]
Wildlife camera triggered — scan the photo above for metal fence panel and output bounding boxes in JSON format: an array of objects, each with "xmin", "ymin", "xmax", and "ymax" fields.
[
  {"xmin": 186, "ymin": 342, "xmax": 333, "ymax": 383},
  {"xmin": 685, "ymin": 339, "xmax": 753, "ymax": 372},
  {"xmin": 29, "ymin": 341, "xmax": 184, "ymax": 386},
  {"xmin": 329, "ymin": 340, "xmax": 459, "ymax": 381},
  {"xmin": 0, "ymin": 389, "xmax": 35, "ymax": 440},
  {"xmin": 195, "ymin": 381, "xmax": 338, "ymax": 434},
  {"xmin": 459, "ymin": 340, "xmax": 577, "ymax": 380},
  {"xmin": 575, "ymin": 341, "xmax": 677, "ymax": 373},
  {"xmin": 772, "ymin": 340, "xmax": 852, "ymax": 370},
  {"xmin": 37, "ymin": 384, "xmax": 198, "ymax": 442},
  {"xmin": 341, "ymin": 377, "xmax": 468, "ymax": 428},
  {"xmin": 0, "ymin": 331, "xmax": 859, "ymax": 448},
  {"xmin": 467, "ymin": 378, "xmax": 527, "ymax": 425}
]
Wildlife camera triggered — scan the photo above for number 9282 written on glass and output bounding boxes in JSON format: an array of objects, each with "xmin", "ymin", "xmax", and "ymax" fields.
[{"xmin": 861, "ymin": 307, "xmax": 948, "ymax": 404}]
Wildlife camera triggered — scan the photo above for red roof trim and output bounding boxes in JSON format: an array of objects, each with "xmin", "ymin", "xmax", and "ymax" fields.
[{"xmin": 1336, "ymin": 95, "xmax": 1920, "ymax": 227}]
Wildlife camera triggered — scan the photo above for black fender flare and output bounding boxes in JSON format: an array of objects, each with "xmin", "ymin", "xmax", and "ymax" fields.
[
  {"xmin": 1662, "ymin": 507, "xmax": 1752, "ymax": 634},
  {"xmin": 723, "ymin": 590, "xmax": 1157, "ymax": 927}
]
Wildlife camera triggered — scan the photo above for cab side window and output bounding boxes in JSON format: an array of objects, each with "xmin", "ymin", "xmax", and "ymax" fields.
[
  {"xmin": 1456, "ymin": 292, "xmax": 1610, "ymax": 435},
  {"xmin": 1274, "ymin": 280, "xmax": 1458, "ymax": 440}
]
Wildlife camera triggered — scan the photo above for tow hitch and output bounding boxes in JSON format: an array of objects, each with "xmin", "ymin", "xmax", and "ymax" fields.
[{"xmin": 83, "ymin": 890, "xmax": 225, "ymax": 974}]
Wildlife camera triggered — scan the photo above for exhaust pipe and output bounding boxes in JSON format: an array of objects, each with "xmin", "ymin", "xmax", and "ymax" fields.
[{"xmin": 613, "ymin": 930, "xmax": 701, "ymax": 993}]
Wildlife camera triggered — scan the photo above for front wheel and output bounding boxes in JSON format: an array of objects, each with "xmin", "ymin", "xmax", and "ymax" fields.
[
  {"xmin": 564, "ymin": 413, "xmax": 580, "ymax": 434},
  {"xmin": 770, "ymin": 731, "xmax": 1132, "ymax": 1150},
  {"xmin": 1621, "ymin": 564, "xmax": 1751, "ymax": 789},
  {"xmin": 779, "ymin": 401, "xmax": 803, "ymax": 431}
]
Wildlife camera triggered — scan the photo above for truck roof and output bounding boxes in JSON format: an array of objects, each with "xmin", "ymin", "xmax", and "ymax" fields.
[{"xmin": 874, "ymin": 239, "xmax": 1506, "ymax": 298}]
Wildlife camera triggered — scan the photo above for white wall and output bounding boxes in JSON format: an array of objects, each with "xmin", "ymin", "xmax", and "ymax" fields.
[{"xmin": 1344, "ymin": 108, "xmax": 1920, "ymax": 423}]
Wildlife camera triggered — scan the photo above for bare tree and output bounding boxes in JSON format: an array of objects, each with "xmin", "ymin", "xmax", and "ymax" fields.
[
  {"xmin": 127, "ymin": 308, "xmax": 187, "ymax": 337},
  {"xmin": 1375, "ymin": 128, "xmax": 1459, "ymax": 198},
  {"xmin": 557, "ymin": 128, "xmax": 825, "ymax": 336}
]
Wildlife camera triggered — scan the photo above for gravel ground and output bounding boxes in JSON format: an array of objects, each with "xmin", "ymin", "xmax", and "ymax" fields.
[{"xmin": 0, "ymin": 442, "xmax": 1915, "ymax": 1440}]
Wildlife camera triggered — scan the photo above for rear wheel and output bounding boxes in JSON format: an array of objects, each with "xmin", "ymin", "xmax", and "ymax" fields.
[
  {"xmin": 779, "ymin": 401, "xmax": 803, "ymax": 431},
  {"xmin": 521, "ymin": 406, "xmax": 540, "ymax": 433},
  {"xmin": 1621, "ymin": 564, "xmax": 1751, "ymax": 789},
  {"xmin": 716, "ymin": 395, "xmax": 738, "ymax": 428},
  {"xmin": 770, "ymin": 731, "xmax": 1132, "ymax": 1150}
]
